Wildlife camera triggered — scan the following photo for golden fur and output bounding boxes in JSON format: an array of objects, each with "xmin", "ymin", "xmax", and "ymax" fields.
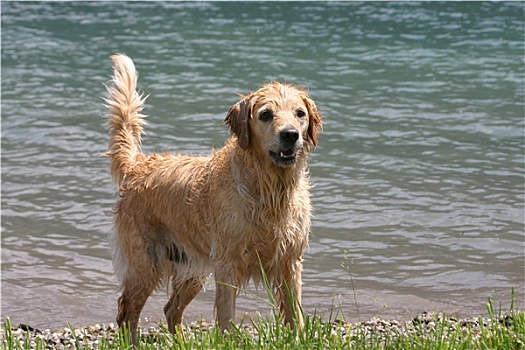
[{"xmin": 104, "ymin": 54, "xmax": 322, "ymax": 344}]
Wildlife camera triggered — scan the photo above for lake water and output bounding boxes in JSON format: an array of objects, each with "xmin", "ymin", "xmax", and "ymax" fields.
[{"xmin": 2, "ymin": 2, "xmax": 524, "ymax": 329}]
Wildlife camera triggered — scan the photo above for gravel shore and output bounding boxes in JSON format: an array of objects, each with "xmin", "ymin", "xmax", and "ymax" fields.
[{"xmin": 0, "ymin": 311, "xmax": 515, "ymax": 349}]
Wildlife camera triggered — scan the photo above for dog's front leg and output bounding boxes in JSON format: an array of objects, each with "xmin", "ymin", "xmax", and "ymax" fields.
[
  {"xmin": 276, "ymin": 260, "xmax": 304, "ymax": 330},
  {"xmin": 214, "ymin": 268, "xmax": 237, "ymax": 331}
]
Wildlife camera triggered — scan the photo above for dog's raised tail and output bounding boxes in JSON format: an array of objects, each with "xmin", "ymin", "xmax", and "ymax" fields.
[{"xmin": 104, "ymin": 54, "xmax": 147, "ymax": 187}]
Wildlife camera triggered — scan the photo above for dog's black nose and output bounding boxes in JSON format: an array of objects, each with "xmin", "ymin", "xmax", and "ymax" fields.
[{"xmin": 280, "ymin": 128, "xmax": 299, "ymax": 145}]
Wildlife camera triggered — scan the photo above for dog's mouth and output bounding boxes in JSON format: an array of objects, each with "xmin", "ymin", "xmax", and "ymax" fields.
[{"xmin": 269, "ymin": 148, "xmax": 298, "ymax": 167}]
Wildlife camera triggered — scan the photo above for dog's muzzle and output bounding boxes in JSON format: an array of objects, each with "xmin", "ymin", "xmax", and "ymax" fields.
[{"xmin": 269, "ymin": 127, "xmax": 302, "ymax": 167}]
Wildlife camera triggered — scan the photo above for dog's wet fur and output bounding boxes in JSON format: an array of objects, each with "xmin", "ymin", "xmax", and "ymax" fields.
[{"xmin": 104, "ymin": 54, "xmax": 322, "ymax": 345}]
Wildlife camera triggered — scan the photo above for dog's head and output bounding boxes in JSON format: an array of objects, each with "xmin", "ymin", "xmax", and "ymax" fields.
[{"xmin": 224, "ymin": 82, "xmax": 322, "ymax": 168}]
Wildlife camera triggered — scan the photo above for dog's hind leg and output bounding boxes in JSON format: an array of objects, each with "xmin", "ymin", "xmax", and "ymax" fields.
[
  {"xmin": 115, "ymin": 235, "xmax": 161, "ymax": 346},
  {"xmin": 164, "ymin": 277, "xmax": 203, "ymax": 337},
  {"xmin": 117, "ymin": 277, "xmax": 157, "ymax": 346}
]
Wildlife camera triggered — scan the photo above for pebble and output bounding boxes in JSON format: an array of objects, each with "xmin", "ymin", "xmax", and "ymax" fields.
[{"xmin": 0, "ymin": 312, "xmax": 514, "ymax": 349}]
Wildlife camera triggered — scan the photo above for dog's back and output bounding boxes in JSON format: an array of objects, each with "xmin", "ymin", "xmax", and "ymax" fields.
[{"xmin": 105, "ymin": 55, "xmax": 214, "ymax": 278}]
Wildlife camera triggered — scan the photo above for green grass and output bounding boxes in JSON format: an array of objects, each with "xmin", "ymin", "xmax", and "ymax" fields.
[{"xmin": 2, "ymin": 294, "xmax": 524, "ymax": 350}]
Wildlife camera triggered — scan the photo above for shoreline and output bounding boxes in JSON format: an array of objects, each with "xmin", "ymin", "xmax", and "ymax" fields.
[{"xmin": 2, "ymin": 310, "xmax": 521, "ymax": 349}]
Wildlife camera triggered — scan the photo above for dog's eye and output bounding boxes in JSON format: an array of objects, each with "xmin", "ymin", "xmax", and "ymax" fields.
[
  {"xmin": 296, "ymin": 110, "xmax": 306, "ymax": 119},
  {"xmin": 259, "ymin": 110, "xmax": 273, "ymax": 122}
]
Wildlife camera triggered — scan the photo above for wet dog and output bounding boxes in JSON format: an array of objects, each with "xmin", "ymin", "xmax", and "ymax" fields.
[{"xmin": 104, "ymin": 54, "xmax": 322, "ymax": 344}]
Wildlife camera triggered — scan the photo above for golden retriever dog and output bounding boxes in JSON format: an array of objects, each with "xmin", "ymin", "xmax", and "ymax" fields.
[{"xmin": 104, "ymin": 54, "xmax": 322, "ymax": 344}]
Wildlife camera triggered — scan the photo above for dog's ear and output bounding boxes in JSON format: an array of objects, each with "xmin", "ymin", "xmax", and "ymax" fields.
[
  {"xmin": 302, "ymin": 95, "xmax": 323, "ymax": 147},
  {"xmin": 224, "ymin": 95, "xmax": 252, "ymax": 150}
]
